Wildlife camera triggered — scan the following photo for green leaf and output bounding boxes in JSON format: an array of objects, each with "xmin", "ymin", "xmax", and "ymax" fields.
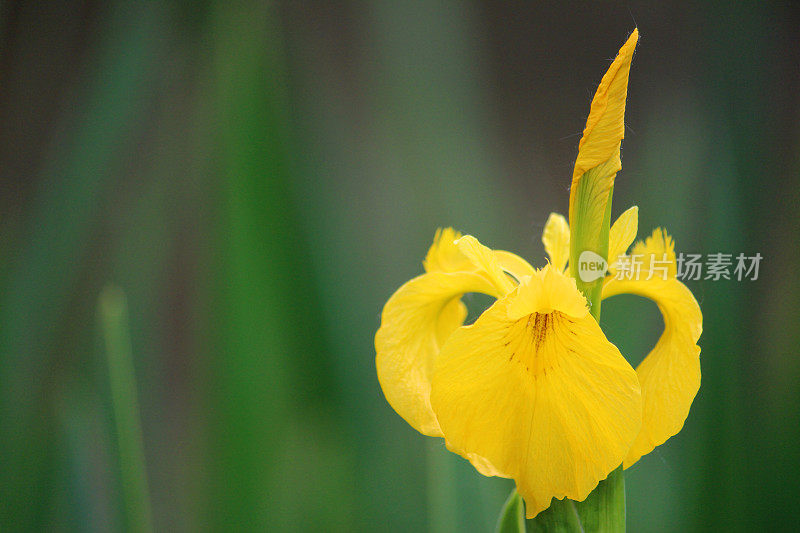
[
  {"xmin": 573, "ymin": 466, "xmax": 626, "ymax": 531},
  {"xmin": 496, "ymin": 490, "xmax": 526, "ymax": 533},
  {"xmin": 527, "ymin": 498, "xmax": 585, "ymax": 533},
  {"xmin": 528, "ymin": 466, "xmax": 625, "ymax": 532}
]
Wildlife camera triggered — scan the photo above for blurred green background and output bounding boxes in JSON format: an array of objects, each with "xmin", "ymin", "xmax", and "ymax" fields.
[{"xmin": 1, "ymin": 1, "xmax": 798, "ymax": 531}]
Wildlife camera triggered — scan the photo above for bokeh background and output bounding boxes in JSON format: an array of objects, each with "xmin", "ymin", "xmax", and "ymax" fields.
[{"xmin": 1, "ymin": 1, "xmax": 798, "ymax": 531}]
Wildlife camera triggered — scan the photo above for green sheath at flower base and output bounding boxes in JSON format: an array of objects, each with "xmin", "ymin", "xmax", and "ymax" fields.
[{"xmin": 570, "ymin": 179, "xmax": 614, "ymax": 319}]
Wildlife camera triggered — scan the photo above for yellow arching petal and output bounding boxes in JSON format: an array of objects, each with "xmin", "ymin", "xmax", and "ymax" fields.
[
  {"xmin": 602, "ymin": 273, "xmax": 701, "ymax": 467},
  {"xmin": 495, "ymin": 250, "xmax": 536, "ymax": 282},
  {"xmin": 456, "ymin": 235, "xmax": 516, "ymax": 295},
  {"xmin": 430, "ymin": 267, "xmax": 642, "ymax": 518},
  {"xmin": 376, "ymin": 271, "xmax": 498, "ymax": 436},
  {"xmin": 608, "ymin": 206, "xmax": 638, "ymax": 271},
  {"xmin": 425, "ymin": 228, "xmax": 531, "ymax": 290},
  {"xmin": 542, "ymin": 213, "xmax": 570, "ymax": 272},
  {"xmin": 570, "ymin": 28, "xmax": 639, "ymax": 206},
  {"xmin": 424, "ymin": 227, "xmax": 473, "ymax": 273}
]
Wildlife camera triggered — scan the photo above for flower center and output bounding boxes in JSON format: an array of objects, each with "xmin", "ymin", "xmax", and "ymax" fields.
[{"xmin": 504, "ymin": 311, "xmax": 563, "ymax": 379}]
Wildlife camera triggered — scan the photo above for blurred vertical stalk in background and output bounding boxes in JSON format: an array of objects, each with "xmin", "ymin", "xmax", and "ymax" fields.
[
  {"xmin": 205, "ymin": 1, "xmax": 353, "ymax": 529},
  {"xmin": 206, "ymin": 2, "xmax": 294, "ymax": 529},
  {"xmin": 99, "ymin": 286, "xmax": 153, "ymax": 533},
  {"xmin": 0, "ymin": 4, "xmax": 162, "ymax": 528},
  {"xmin": 196, "ymin": 1, "xmax": 355, "ymax": 529}
]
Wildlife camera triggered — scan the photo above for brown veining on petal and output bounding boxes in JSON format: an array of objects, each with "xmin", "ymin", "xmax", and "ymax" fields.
[{"xmin": 504, "ymin": 311, "xmax": 563, "ymax": 379}]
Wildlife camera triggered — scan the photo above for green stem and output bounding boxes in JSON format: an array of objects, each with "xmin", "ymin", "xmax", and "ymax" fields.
[{"xmin": 100, "ymin": 286, "xmax": 153, "ymax": 533}]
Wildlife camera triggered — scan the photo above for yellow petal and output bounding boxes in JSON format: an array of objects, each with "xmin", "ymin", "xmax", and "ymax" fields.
[
  {"xmin": 570, "ymin": 28, "xmax": 639, "ymax": 196},
  {"xmin": 542, "ymin": 213, "xmax": 570, "ymax": 272},
  {"xmin": 425, "ymin": 228, "xmax": 533, "ymax": 288},
  {"xmin": 456, "ymin": 235, "xmax": 516, "ymax": 295},
  {"xmin": 424, "ymin": 227, "xmax": 473, "ymax": 274},
  {"xmin": 495, "ymin": 250, "xmax": 536, "ymax": 282},
  {"xmin": 602, "ymin": 234, "xmax": 701, "ymax": 467},
  {"xmin": 608, "ymin": 206, "xmax": 638, "ymax": 271},
  {"xmin": 430, "ymin": 266, "xmax": 642, "ymax": 518},
  {"xmin": 378, "ymin": 230, "xmax": 516, "ymax": 437},
  {"xmin": 507, "ymin": 264, "xmax": 588, "ymax": 321},
  {"xmin": 376, "ymin": 271, "xmax": 497, "ymax": 436},
  {"xmin": 631, "ymin": 227, "xmax": 677, "ymax": 278}
]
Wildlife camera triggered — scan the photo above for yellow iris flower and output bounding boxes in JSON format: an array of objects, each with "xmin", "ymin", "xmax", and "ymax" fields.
[{"xmin": 374, "ymin": 29, "xmax": 702, "ymax": 518}]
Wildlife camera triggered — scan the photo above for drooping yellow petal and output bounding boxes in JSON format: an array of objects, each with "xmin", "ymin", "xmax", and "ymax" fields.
[
  {"xmin": 430, "ymin": 266, "xmax": 642, "ymax": 518},
  {"xmin": 608, "ymin": 206, "xmax": 638, "ymax": 271},
  {"xmin": 378, "ymin": 230, "xmax": 524, "ymax": 437},
  {"xmin": 376, "ymin": 271, "xmax": 497, "ymax": 436},
  {"xmin": 602, "ymin": 230, "xmax": 701, "ymax": 467},
  {"xmin": 542, "ymin": 213, "xmax": 570, "ymax": 272}
]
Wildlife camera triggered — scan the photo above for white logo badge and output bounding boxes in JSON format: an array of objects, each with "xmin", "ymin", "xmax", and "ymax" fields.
[{"xmin": 577, "ymin": 250, "xmax": 608, "ymax": 282}]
